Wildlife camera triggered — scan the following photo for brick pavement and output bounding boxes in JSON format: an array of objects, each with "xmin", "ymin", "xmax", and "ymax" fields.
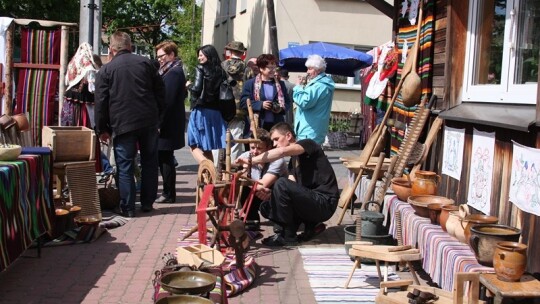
[{"xmin": 0, "ymin": 146, "xmax": 377, "ymax": 304}]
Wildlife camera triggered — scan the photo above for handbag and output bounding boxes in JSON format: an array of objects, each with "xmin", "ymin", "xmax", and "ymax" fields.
[{"xmin": 219, "ymin": 80, "xmax": 237, "ymax": 122}]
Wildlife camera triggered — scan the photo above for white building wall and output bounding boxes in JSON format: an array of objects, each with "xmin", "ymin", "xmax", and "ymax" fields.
[{"xmin": 202, "ymin": 0, "xmax": 392, "ymax": 113}]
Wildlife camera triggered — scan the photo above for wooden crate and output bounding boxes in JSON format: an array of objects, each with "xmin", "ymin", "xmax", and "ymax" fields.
[
  {"xmin": 176, "ymin": 244, "xmax": 225, "ymax": 268},
  {"xmin": 42, "ymin": 126, "xmax": 96, "ymax": 161}
]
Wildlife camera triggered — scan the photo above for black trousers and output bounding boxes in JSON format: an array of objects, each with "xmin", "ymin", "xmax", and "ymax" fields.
[
  {"xmin": 158, "ymin": 150, "xmax": 176, "ymax": 200},
  {"xmin": 266, "ymin": 177, "xmax": 337, "ymax": 237}
]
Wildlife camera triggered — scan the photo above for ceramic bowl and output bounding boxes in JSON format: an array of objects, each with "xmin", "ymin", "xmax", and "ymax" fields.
[
  {"xmin": 391, "ymin": 177, "xmax": 412, "ymax": 201},
  {"xmin": 0, "ymin": 144, "xmax": 22, "ymax": 161},
  {"xmin": 408, "ymin": 195, "xmax": 455, "ymax": 218}
]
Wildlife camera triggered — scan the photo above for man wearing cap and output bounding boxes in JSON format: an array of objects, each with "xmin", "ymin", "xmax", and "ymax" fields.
[{"xmin": 217, "ymin": 41, "xmax": 249, "ymax": 161}]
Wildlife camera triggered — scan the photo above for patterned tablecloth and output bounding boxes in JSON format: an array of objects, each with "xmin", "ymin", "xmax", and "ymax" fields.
[
  {"xmin": 0, "ymin": 147, "xmax": 53, "ymax": 271},
  {"xmin": 387, "ymin": 196, "xmax": 493, "ymax": 291}
]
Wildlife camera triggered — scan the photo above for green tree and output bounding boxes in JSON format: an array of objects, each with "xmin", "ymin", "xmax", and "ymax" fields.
[
  {"xmin": 101, "ymin": 0, "xmax": 201, "ymax": 77},
  {"xmin": 0, "ymin": 0, "xmax": 79, "ymax": 22}
]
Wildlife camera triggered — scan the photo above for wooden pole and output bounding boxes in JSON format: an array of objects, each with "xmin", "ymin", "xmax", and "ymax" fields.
[
  {"xmin": 58, "ymin": 25, "xmax": 69, "ymax": 126},
  {"xmin": 266, "ymin": 0, "xmax": 279, "ymax": 58},
  {"xmin": 4, "ymin": 22, "xmax": 14, "ymax": 115}
]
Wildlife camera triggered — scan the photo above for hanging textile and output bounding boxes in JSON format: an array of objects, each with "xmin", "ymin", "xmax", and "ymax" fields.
[
  {"xmin": 359, "ymin": 42, "xmax": 396, "ymax": 146},
  {"xmin": 390, "ymin": 0, "xmax": 435, "ymax": 156},
  {"xmin": 15, "ymin": 27, "xmax": 61, "ymax": 146},
  {"xmin": 0, "ymin": 17, "xmax": 14, "ymax": 116}
]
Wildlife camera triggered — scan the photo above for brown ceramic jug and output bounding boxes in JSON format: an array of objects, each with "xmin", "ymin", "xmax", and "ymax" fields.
[
  {"xmin": 493, "ymin": 241, "xmax": 527, "ymax": 282},
  {"xmin": 411, "ymin": 170, "xmax": 440, "ymax": 196},
  {"xmin": 445, "ymin": 210, "xmax": 462, "ymax": 238},
  {"xmin": 440, "ymin": 205, "xmax": 459, "ymax": 232}
]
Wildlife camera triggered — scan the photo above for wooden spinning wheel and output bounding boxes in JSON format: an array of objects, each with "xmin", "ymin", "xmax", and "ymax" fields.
[
  {"xmin": 187, "ymin": 99, "xmax": 262, "ymax": 252},
  {"xmin": 196, "ymin": 159, "xmax": 217, "ymax": 206}
]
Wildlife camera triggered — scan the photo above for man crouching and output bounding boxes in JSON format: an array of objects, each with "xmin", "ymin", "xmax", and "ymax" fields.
[{"xmin": 236, "ymin": 122, "xmax": 339, "ymax": 246}]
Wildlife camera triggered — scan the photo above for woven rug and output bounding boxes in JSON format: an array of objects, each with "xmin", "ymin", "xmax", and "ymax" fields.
[{"xmin": 299, "ymin": 247, "xmax": 399, "ymax": 303}]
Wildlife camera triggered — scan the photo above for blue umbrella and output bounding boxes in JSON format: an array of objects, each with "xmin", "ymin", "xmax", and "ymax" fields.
[{"xmin": 279, "ymin": 42, "xmax": 373, "ymax": 77}]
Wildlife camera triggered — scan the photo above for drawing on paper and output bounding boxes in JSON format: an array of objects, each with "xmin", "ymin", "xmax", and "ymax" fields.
[
  {"xmin": 442, "ymin": 127, "xmax": 465, "ymax": 180},
  {"xmin": 509, "ymin": 142, "xmax": 540, "ymax": 216},
  {"xmin": 467, "ymin": 129, "xmax": 495, "ymax": 215}
]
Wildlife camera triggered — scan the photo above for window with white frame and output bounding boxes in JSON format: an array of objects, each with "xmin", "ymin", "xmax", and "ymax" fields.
[{"xmin": 463, "ymin": 0, "xmax": 539, "ymax": 104}]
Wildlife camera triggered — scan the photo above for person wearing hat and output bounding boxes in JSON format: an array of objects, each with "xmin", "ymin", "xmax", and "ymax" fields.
[{"xmin": 215, "ymin": 41, "xmax": 249, "ymax": 161}]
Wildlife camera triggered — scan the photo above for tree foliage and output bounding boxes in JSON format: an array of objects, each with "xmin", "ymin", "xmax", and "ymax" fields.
[
  {"xmin": 102, "ymin": 0, "xmax": 202, "ymax": 77},
  {"xmin": 0, "ymin": 0, "xmax": 202, "ymax": 76},
  {"xmin": 0, "ymin": 0, "xmax": 79, "ymax": 22}
]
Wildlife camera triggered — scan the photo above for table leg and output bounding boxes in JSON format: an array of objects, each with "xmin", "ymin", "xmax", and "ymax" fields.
[
  {"xmin": 344, "ymin": 257, "xmax": 361, "ymax": 288},
  {"xmin": 406, "ymin": 261, "xmax": 420, "ymax": 285},
  {"xmin": 384, "ymin": 261, "xmax": 389, "ymax": 282},
  {"xmin": 375, "ymin": 260, "xmax": 383, "ymax": 281}
]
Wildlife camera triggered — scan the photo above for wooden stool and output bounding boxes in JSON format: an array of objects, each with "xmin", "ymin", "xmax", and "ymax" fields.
[
  {"xmin": 344, "ymin": 244, "xmax": 422, "ymax": 289},
  {"xmin": 375, "ymin": 272, "xmax": 481, "ymax": 304}
]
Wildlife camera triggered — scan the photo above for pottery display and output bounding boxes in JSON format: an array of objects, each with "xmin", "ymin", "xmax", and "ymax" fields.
[
  {"xmin": 411, "ymin": 170, "xmax": 440, "ymax": 196},
  {"xmin": 391, "ymin": 177, "xmax": 412, "ymax": 201},
  {"xmin": 445, "ymin": 211, "xmax": 462, "ymax": 239},
  {"xmin": 493, "ymin": 241, "xmax": 528, "ymax": 282},
  {"xmin": 440, "ymin": 205, "xmax": 459, "ymax": 232},
  {"xmin": 461, "ymin": 214, "xmax": 499, "ymax": 244},
  {"xmin": 427, "ymin": 203, "xmax": 443, "ymax": 225},
  {"xmin": 469, "ymin": 224, "xmax": 521, "ymax": 266},
  {"xmin": 408, "ymin": 195, "xmax": 454, "ymax": 218}
]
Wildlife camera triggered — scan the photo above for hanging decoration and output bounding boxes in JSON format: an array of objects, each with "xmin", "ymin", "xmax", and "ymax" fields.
[
  {"xmin": 441, "ymin": 126, "xmax": 465, "ymax": 180},
  {"xmin": 467, "ymin": 129, "xmax": 495, "ymax": 215},
  {"xmin": 509, "ymin": 141, "xmax": 540, "ymax": 216}
]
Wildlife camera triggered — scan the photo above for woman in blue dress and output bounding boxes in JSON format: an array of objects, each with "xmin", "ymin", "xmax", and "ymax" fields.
[{"xmin": 187, "ymin": 45, "xmax": 227, "ymax": 163}]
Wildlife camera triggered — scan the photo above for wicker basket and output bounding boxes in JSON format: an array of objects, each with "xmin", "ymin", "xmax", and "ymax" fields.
[{"xmin": 98, "ymin": 187, "xmax": 120, "ymax": 210}]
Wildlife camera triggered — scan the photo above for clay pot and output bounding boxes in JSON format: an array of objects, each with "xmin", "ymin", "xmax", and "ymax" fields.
[
  {"xmin": 445, "ymin": 210, "xmax": 462, "ymax": 238},
  {"xmin": 469, "ymin": 224, "xmax": 521, "ymax": 267},
  {"xmin": 461, "ymin": 214, "xmax": 499, "ymax": 244},
  {"xmin": 493, "ymin": 241, "xmax": 528, "ymax": 282},
  {"xmin": 440, "ymin": 205, "xmax": 459, "ymax": 232},
  {"xmin": 391, "ymin": 177, "xmax": 412, "ymax": 201},
  {"xmin": 411, "ymin": 170, "xmax": 440, "ymax": 196},
  {"xmin": 11, "ymin": 113, "xmax": 30, "ymax": 131},
  {"xmin": 427, "ymin": 203, "xmax": 443, "ymax": 225}
]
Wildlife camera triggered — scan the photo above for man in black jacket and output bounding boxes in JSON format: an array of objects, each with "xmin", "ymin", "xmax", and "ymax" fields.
[
  {"xmin": 236, "ymin": 122, "xmax": 339, "ymax": 246},
  {"xmin": 95, "ymin": 31, "xmax": 165, "ymax": 217}
]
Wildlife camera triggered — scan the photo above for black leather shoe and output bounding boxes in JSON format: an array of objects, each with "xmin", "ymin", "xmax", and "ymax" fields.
[
  {"xmin": 154, "ymin": 196, "xmax": 175, "ymax": 204},
  {"xmin": 141, "ymin": 205, "xmax": 153, "ymax": 213}
]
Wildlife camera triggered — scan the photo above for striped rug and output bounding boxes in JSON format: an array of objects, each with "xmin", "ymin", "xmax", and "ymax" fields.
[{"xmin": 299, "ymin": 247, "xmax": 399, "ymax": 303}]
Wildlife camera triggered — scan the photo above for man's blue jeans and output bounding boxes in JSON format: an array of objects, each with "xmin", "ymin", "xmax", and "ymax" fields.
[{"xmin": 113, "ymin": 126, "xmax": 159, "ymax": 212}]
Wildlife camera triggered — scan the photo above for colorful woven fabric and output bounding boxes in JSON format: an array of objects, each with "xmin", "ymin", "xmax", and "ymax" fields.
[
  {"xmin": 299, "ymin": 247, "xmax": 399, "ymax": 303},
  {"xmin": 0, "ymin": 149, "xmax": 53, "ymax": 271},
  {"xmin": 388, "ymin": 197, "xmax": 493, "ymax": 291},
  {"xmin": 15, "ymin": 27, "xmax": 61, "ymax": 146},
  {"xmin": 390, "ymin": 0, "xmax": 435, "ymax": 156}
]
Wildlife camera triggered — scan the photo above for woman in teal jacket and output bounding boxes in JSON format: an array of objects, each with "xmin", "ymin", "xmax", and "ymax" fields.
[{"xmin": 292, "ymin": 55, "xmax": 335, "ymax": 144}]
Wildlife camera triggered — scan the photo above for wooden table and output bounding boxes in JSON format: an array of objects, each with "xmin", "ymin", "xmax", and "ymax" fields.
[
  {"xmin": 0, "ymin": 147, "xmax": 53, "ymax": 271},
  {"xmin": 480, "ymin": 273, "xmax": 540, "ymax": 304}
]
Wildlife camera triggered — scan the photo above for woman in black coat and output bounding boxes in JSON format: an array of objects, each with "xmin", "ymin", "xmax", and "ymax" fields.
[{"xmin": 154, "ymin": 41, "xmax": 187, "ymax": 203}]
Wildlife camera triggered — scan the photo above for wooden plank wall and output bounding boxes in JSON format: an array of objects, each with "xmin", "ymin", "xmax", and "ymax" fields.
[
  {"xmin": 432, "ymin": 0, "xmax": 447, "ymax": 109},
  {"xmin": 424, "ymin": 0, "xmax": 539, "ymax": 275}
]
